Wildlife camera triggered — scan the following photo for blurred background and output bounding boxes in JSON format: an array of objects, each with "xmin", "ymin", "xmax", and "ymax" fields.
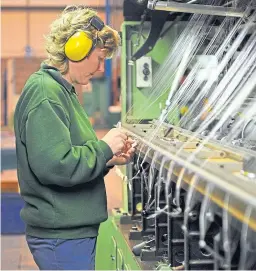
[
  {"xmin": 1, "ymin": 0, "xmax": 124, "ymax": 129},
  {"xmin": 1, "ymin": 0, "xmax": 124, "ymax": 269}
]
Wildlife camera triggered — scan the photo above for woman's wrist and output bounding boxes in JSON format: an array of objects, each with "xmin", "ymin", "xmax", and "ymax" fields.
[{"xmin": 106, "ymin": 160, "xmax": 114, "ymax": 167}]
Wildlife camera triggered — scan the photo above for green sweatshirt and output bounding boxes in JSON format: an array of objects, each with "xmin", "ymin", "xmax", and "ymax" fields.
[{"xmin": 14, "ymin": 63, "xmax": 114, "ymax": 239}]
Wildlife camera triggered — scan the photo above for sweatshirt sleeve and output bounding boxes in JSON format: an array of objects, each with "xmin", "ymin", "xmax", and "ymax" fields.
[
  {"xmin": 103, "ymin": 165, "xmax": 115, "ymax": 176},
  {"xmin": 25, "ymin": 99, "xmax": 113, "ymax": 187}
]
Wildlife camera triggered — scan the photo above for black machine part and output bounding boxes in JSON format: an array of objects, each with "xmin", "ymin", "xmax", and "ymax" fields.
[
  {"xmin": 123, "ymin": 0, "xmax": 174, "ymax": 61},
  {"xmin": 132, "ymin": 9, "xmax": 170, "ymax": 61},
  {"xmin": 123, "ymin": 0, "xmax": 149, "ymax": 21},
  {"xmin": 132, "ymin": 238, "xmax": 155, "ymax": 256}
]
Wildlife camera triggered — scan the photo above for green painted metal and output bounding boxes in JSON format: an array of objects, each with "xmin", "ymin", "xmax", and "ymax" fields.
[
  {"xmin": 96, "ymin": 218, "xmax": 117, "ymax": 270},
  {"xmin": 147, "ymin": 37, "xmax": 171, "ymax": 65},
  {"xmin": 122, "ymin": 176, "xmax": 129, "ymax": 214},
  {"xmin": 121, "ymin": 22, "xmax": 165, "ymax": 122},
  {"xmin": 120, "ymin": 21, "xmax": 130, "ymax": 123},
  {"xmin": 96, "ymin": 216, "xmax": 141, "ymax": 270},
  {"xmin": 96, "ymin": 215, "xmax": 173, "ymax": 270},
  {"xmin": 121, "ymin": 22, "xmax": 180, "ymax": 124}
]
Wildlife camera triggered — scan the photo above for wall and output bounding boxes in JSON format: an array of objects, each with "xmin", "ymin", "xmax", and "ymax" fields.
[
  {"xmin": 1, "ymin": 10, "xmax": 105, "ymax": 58},
  {"xmin": 2, "ymin": 0, "xmax": 106, "ymax": 7},
  {"xmin": 1, "ymin": 1, "xmax": 123, "ymax": 127}
]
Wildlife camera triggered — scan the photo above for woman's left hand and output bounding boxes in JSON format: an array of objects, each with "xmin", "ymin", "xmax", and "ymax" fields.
[{"xmin": 107, "ymin": 141, "xmax": 136, "ymax": 166}]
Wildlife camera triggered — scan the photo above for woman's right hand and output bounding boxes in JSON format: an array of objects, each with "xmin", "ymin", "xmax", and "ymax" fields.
[{"xmin": 101, "ymin": 128, "xmax": 129, "ymax": 155}]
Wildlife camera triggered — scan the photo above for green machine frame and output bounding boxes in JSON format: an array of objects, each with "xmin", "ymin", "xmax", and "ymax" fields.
[
  {"xmin": 120, "ymin": 21, "xmax": 179, "ymax": 123},
  {"xmin": 95, "ymin": 20, "xmax": 179, "ymax": 270}
]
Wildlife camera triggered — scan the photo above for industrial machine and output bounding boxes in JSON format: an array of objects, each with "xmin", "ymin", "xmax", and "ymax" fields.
[{"xmin": 96, "ymin": 0, "xmax": 256, "ymax": 270}]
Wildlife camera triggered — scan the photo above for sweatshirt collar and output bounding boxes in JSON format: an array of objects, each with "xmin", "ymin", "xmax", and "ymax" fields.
[{"xmin": 40, "ymin": 63, "xmax": 77, "ymax": 95}]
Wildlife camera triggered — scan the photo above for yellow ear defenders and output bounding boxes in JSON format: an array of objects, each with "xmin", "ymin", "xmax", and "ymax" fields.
[{"xmin": 64, "ymin": 16, "xmax": 105, "ymax": 62}]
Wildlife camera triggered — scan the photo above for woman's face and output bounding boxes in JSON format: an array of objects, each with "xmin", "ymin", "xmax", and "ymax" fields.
[{"xmin": 67, "ymin": 47, "xmax": 106, "ymax": 85}]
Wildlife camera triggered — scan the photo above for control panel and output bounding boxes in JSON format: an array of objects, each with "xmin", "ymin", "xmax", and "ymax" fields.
[{"xmin": 136, "ymin": 56, "xmax": 153, "ymax": 88}]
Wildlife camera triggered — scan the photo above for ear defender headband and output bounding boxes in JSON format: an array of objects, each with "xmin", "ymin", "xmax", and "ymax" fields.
[{"xmin": 64, "ymin": 16, "xmax": 105, "ymax": 62}]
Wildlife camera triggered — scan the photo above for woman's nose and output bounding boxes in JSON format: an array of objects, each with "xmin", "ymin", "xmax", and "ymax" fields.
[{"xmin": 98, "ymin": 60, "xmax": 105, "ymax": 72}]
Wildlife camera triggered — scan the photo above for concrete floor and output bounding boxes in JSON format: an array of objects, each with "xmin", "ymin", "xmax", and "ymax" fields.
[{"xmin": 1, "ymin": 129, "xmax": 123, "ymax": 270}]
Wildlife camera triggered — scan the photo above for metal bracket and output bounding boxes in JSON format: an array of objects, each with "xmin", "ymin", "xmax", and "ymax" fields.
[{"xmin": 132, "ymin": 9, "xmax": 170, "ymax": 61}]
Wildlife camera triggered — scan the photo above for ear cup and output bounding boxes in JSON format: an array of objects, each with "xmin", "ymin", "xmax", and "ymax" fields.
[{"xmin": 64, "ymin": 31, "xmax": 93, "ymax": 62}]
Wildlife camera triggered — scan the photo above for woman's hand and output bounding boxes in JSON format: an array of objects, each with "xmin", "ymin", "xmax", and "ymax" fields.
[{"xmin": 107, "ymin": 139, "xmax": 136, "ymax": 166}]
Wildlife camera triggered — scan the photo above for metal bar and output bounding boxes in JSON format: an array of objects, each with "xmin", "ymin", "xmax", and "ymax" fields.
[
  {"xmin": 148, "ymin": 0, "xmax": 246, "ymax": 18},
  {"xmin": 158, "ymin": 121, "xmax": 254, "ymax": 159},
  {"xmin": 105, "ymin": 0, "xmax": 113, "ymax": 106},
  {"xmin": 122, "ymin": 124, "xmax": 256, "ymax": 208},
  {"xmin": 126, "ymin": 39, "xmax": 133, "ymax": 112}
]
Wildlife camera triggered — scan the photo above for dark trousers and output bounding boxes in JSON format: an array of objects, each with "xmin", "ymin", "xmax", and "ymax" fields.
[{"xmin": 26, "ymin": 235, "xmax": 97, "ymax": 270}]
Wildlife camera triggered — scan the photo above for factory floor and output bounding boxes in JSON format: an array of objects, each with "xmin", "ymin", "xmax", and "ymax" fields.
[{"xmin": 1, "ymin": 129, "xmax": 123, "ymax": 270}]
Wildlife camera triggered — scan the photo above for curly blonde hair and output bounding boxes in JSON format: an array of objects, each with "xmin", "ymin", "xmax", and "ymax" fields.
[{"xmin": 44, "ymin": 5, "xmax": 120, "ymax": 74}]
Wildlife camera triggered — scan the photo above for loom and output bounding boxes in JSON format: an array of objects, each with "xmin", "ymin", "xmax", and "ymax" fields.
[{"xmin": 96, "ymin": 1, "xmax": 256, "ymax": 270}]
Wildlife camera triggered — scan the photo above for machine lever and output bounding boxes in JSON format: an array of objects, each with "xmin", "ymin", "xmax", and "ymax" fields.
[{"xmin": 132, "ymin": 9, "xmax": 170, "ymax": 61}]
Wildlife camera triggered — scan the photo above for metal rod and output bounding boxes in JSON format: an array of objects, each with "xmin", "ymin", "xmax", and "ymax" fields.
[
  {"xmin": 148, "ymin": 0, "xmax": 246, "ymax": 18},
  {"xmin": 126, "ymin": 39, "xmax": 133, "ymax": 113},
  {"xmin": 122, "ymin": 125, "xmax": 256, "ymax": 208}
]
